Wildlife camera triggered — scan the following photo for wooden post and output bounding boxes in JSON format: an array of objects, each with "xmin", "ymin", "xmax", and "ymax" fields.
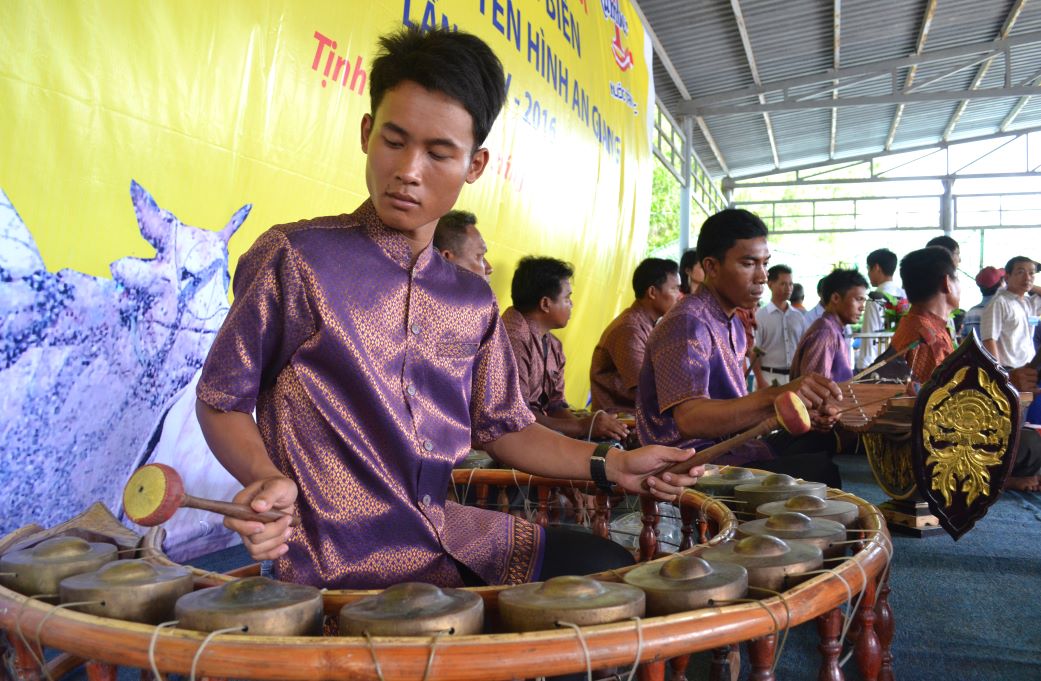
[
  {"xmin": 669, "ymin": 654, "xmax": 691, "ymax": 681},
  {"xmin": 875, "ymin": 575, "xmax": 895, "ymax": 681},
  {"xmin": 5, "ymin": 633, "xmax": 42, "ymax": 681},
  {"xmin": 679, "ymin": 504, "xmax": 696, "ymax": 551},
  {"xmin": 816, "ymin": 608, "xmax": 844, "ymax": 681},
  {"xmin": 709, "ymin": 646, "xmax": 733, "ymax": 681},
  {"xmin": 638, "ymin": 660, "xmax": 666, "ymax": 681},
  {"xmin": 854, "ymin": 577, "xmax": 881, "ymax": 681},
  {"xmin": 639, "ymin": 495, "xmax": 659, "ymax": 561},
  {"xmin": 748, "ymin": 635, "xmax": 777, "ymax": 681},
  {"xmin": 85, "ymin": 660, "xmax": 119, "ymax": 681},
  {"xmin": 535, "ymin": 486, "xmax": 550, "ymax": 528},
  {"xmin": 593, "ymin": 492, "xmax": 611, "ymax": 540}
]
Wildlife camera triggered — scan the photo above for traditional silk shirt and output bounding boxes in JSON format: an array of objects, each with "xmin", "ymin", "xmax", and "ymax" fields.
[
  {"xmin": 790, "ymin": 312, "xmax": 853, "ymax": 383},
  {"xmin": 197, "ymin": 201, "xmax": 542, "ymax": 589},
  {"xmin": 890, "ymin": 307, "xmax": 955, "ymax": 384},
  {"xmin": 501, "ymin": 307, "xmax": 570, "ymax": 414},
  {"xmin": 589, "ymin": 302, "xmax": 657, "ymax": 412},
  {"xmin": 636, "ymin": 286, "xmax": 773, "ymax": 466}
]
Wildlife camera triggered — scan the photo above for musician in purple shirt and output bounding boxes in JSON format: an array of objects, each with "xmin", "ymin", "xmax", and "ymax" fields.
[
  {"xmin": 636, "ymin": 209, "xmax": 842, "ymax": 486},
  {"xmin": 195, "ymin": 28, "xmax": 701, "ymax": 589},
  {"xmin": 791, "ymin": 269, "xmax": 868, "ymax": 383}
]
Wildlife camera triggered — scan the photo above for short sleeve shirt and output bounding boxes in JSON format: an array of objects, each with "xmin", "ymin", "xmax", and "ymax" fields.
[
  {"xmin": 890, "ymin": 307, "xmax": 955, "ymax": 384},
  {"xmin": 197, "ymin": 201, "xmax": 541, "ymax": 589},
  {"xmin": 754, "ymin": 302, "xmax": 807, "ymax": 370},
  {"xmin": 790, "ymin": 312, "xmax": 853, "ymax": 383},
  {"xmin": 980, "ymin": 289, "xmax": 1041, "ymax": 368},
  {"xmin": 635, "ymin": 287, "xmax": 773, "ymax": 466},
  {"xmin": 589, "ymin": 302, "xmax": 656, "ymax": 412}
]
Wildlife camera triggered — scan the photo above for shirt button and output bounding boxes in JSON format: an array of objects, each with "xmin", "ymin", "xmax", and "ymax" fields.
[
  {"xmin": 411, "ymin": 323, "xmax": 421, "ymax": 335},
  {"xmin": 421, "ymin": 494, "xmax": 431, "ymax": 506},
  {"xmin": 406, "ymin": 384, "xmax": 417, "ymax": 396},
  {"xmin": 423, "ymin": 440, "xmax": 434, "ymax": 451}
]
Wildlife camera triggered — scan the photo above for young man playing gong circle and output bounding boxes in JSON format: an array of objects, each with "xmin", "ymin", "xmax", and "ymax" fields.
[{"xmin": 195, "ymin": 27, "xmax": 701, "ymax": 589}]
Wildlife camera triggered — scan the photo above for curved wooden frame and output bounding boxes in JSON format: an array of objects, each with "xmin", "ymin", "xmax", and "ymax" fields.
[{"xmin": 0, "ymin": 472, "xmax": 891, "ymax": 681}]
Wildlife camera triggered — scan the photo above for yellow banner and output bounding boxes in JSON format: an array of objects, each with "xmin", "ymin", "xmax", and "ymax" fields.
[{"xmin": 0, "ymin": 0, "xmax": 652, "ymax": 406}]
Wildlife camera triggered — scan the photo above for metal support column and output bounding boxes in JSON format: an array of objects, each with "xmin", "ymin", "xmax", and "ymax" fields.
[
  {"xmin": 722, "ymin": 177, "xmax": 736, "ymax": 208},
  {"xmin": 679, "ymin": 116, "xmax": 693, "ymax": 259},
  {"xmin": 940, "ymin": 177, "xmax": 955, "ymax": 234}
]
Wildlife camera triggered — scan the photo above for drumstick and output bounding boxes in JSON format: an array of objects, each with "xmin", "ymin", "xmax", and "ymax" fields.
[
  {"xmin": 123, "ymin": 464, "xmax": 301, "ymax": 527},
  {"xmin": 655, "ymin": 392, "xmax": 812, "ymax": 476},
  {"xmin": 848, "ymin": 340, "xmax": 921, "ymax": 382}
]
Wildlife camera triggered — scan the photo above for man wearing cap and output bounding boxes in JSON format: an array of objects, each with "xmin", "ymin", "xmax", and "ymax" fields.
[{"xmin": 961, "ymin": 266, "xmax": 1004, "ymax": 342}]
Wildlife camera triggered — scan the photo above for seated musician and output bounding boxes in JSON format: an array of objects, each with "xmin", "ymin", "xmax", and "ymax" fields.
[
  {"xmin": 790, "ymin": 269, "xmax": 868, "ymax": 383},
  {"xmin": 893, "ymin": 247, "xmax": 1041, "ymax": 492},
  {"xmin": 433, "ymin": 209, "xmax": 493, "ymax": 281},
  {"xmin": 195, "ymin": 27, "xmax": 703, "ymax": 589},
  {"xmin": 635, "ymin": 209, "xmax": 842, "ymax": 487},
  {"xmin": 589, "ymin": 258, "xmax": 681, "ymax": 413},
  {"xmin": 502, "ymin": 256, "xmax": 630, "ymax": 441}
]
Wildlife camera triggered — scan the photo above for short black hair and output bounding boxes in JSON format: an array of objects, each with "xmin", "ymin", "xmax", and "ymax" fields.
[
  {"xmin": 901, "ymin": 247, "xmax": 956, "ymax": 304},
  {"xmin": 1005, "ymin": 255, "xmax": 1036, "ymax": 276},
  {"xmin": 791, "ymin": 283, "xmax": 805, "ymax": 304},
  {"xmin": 633, "ymin": 258, "xmax": 679, "ymax": 299},
  {"xmin": 866, "ymin": 248, "xmax": 898, "ymax": 276},
  {"xmin": 370, "ymin": 27, "xmax": 506, "ymax": 148},
  {"xmin": 926, "ymin": 235, "xmax": 959, "ymax": 254},
  {"xmin": 695, "ymin": 209, "xmax": 768, "ymax": 265},
  {"xmin": 433, "ymin": 210, "xmax": 477, "ymax": 253},
  {"xmin": 821, "ymin": 268, "xmax": 868, "ymax": 303},
  {"xmin": 767, "ymin": 264, "xmax": 792, "ymax": 282},
  {"xmin": 679, "ymin": 249, "xmax": 698, "ymax": 293},
  {"xmin": 511, "ymin": 256, "xmax": 574, "ymax": 312}
]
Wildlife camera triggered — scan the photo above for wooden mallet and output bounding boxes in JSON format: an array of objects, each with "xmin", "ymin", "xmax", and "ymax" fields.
[
  {"xmin": 123, "ymin": 463, "xmax": 300, "ymax": 527},
  {"xmin": 656, "ymin": 392, "xmax": 812, "ymax": 476}
]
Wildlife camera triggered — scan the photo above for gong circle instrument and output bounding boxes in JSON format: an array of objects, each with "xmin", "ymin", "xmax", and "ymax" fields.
[
  {"xmin": 623, "ymin": 554, "xmax": 747, "ymax": 615},
  {"xmin": 123, "ymin": 463, "xmax": 300, "ymax": 528},
  {"xmin": 338, "ymin": 582, "xmax": 483, "ymax": 636},
  {"xmin": 175, "ymin": 576, "xmax": 323, "ymax": 636},
  {"xmin": 498, "ymin": 575, "xmax": 645, "ymax": 632},
  {"xmin": 0, "ymin": 536, "xmax": 117, "ymax": 598},
  {"xmin": 733, "ymin": 473, "xmax": 827, "ymax": 511},
  {"xmin": 757, "ymin": 494, "xmax": 859, "ymax": 528},
  {"xmin": 701, "ymin": 535, "xmax": 823, "ymax": 592},
  {"xmin": 59, "ymin": 559, "xmax": 193, "ymax": 623},
  {"xmin": 694, "ymin": 467, "xmax": 767, "ymax": 498},
  {"xmin": 0, "ymin": 468, "xmax": 892, "ymax": 681},
  {"xmin": 737, "ymin": 512, "xmax": 847, "ymax": 559}
]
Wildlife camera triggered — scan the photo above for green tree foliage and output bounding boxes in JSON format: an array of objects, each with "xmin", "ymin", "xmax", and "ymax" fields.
[{"xmin": 647, "ymin": 161, "xmax": 680, "ymax": 255}]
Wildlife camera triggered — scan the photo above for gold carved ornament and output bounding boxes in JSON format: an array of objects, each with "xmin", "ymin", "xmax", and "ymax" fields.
[{"xmin": 922, "ymin": 367, "xmax": 1012, "ymax": 506}]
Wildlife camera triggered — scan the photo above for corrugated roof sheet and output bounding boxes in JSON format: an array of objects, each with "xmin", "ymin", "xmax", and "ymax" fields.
[{"xmin": 641, "ymin": 0, "xmax": 1041, "ymax": 178}]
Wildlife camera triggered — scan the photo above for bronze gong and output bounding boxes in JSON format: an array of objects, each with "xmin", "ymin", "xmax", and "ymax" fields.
[
  {"xmin": 623, "ymin": 554, "xmax": 747, "ymax": 616},
  {"xmin": 175, "ymin": 576, "xmax": 322, "ymax": 636},
  {"xmin": 733, "ymin": 474, "xmax": 827, "ymax": 512},
  {"xmin": 498, "ymin": 575, "xmax": 645, "ymax": 632},
  {"xmin": 694, "ymin": 467, "xmax": 766, "ymax": 498},
  {"xmin": 0, "ymin": 536, "xmax": 117, "ymax": 598},
  {"xmin": 737, "ymin": 512, "xmax": 847, "ymax": 559},
  {"xmin": 701, "ymin": 535, "xmax": 822, "ymax": 592},
  {"xmin": 59, "ymin": 559, "xmax": 193, "ymax": 623},
  {"xmin": 339, "ymin": 582, "xmax": 484, "ymax": 636},
  {"xmin": 757, "ymin": 494, "xmax": 859, "ymax": 528}
]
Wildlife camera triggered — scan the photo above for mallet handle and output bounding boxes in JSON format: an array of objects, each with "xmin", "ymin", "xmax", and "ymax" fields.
[
  {"xmin": 184, "ymin": 495, "xmax": 301, "ymax": 527},
  {"xmin": 656, "ymin": 416, "xmax": 780, "ymax": 477}
]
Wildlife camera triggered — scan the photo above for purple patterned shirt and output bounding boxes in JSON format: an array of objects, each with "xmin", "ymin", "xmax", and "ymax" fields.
[
  {"xmin": 790, "ymin": 312, "xmax": 853, "ymax": 383},
  {"xmin": 198, "ymin": 201, "xmax": 542, "ymax": 589},
  {"xmin": 636, "ymin": 286, "xmax": 773, "ymax": 466}
]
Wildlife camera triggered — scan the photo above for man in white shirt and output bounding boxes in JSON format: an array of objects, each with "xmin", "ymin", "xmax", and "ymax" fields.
[
  {"xmin": 856, "ymin": 249, "xmax": 906, "ymax": 370},
  {"xmin": 754, "ymin": 264, "xmax": 806, "ymax": 386},
  {"xmin": 981, "ymin": 256, "xmax": 1041, "ymax": 370},
  {"xmin": 803, "ymin": 277, "xmax": 826, "ymax": 328}
]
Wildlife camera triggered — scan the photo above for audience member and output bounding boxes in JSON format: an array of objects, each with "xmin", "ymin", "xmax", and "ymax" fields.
[
  {"xmin": 791, "ymin": 269, "xmax": 868, "ymax": 382},
  {"xmin": 803, "ymin": 278, "xmax": 827, "ymax": 327},
  {"xmin": 856, "ymin": 248, "xmax": 905, "ymax": 370},
  {"xmin": 502, "ymin": 256, "xmax": 629, "ymax": 440},
  {"xmin": 790, "ymin": 283, "xmax": 807, "ymax": 311},
  {"xmin": 636, "ymin": 209, "xmax": 841, "ymax": 486},
  {"xmin": 590, "ymin": 258, "xmax": 680, "ymax": 413},
  {"xmin": 754, "ymin": 265, "xmax": 806, "ymax": 386},
  {"xmin": 961, "ymin": 266, "xmax": 1004, "ymax": 341},
  {"xmin": 981, "ymin": 256, "xmax": 1041, "ymax": 373},
  {"xmin": 433, "ymin": 209, "xmax": 493, "ymax": 280},
  {"xmin": 926, "ymin": 234, "xmax": 961, "ymax": 268},
  {"xmin": 679, "ymin": 248, "xmax": 705, "ymax": 295}
]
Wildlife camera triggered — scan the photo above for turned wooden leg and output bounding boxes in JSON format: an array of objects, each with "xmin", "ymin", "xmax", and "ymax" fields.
[
  {"xmin": 854, "ymin": 578, "xmax": 881, "ymax": 681},
  {"xmin": 593, "ymin": 492, "xmax": 611, "ymax": 539},
  {"xmin": 748, "ymin": 635, "xmax": 777, "ymax": 681},
  {"xmin": 669, "ymin": 654, "xmax": 691, "ymax": 681},
  {"xmin": 535, "ymin": 486, "xmax": 550, "ymax": 527},
  {"xmin": 679, "ymin": 504, "xmax": 696, "ymax": 551},
  {"xmin": 875, "ymin": 575, "xmax": 895, "ymax": 681},
  {"xmin": 708, "ymin": 645, "xmax": 733, "ymax": 681},
  {"xmin": 85, "ymin": 660, "xmax": 119, "ymax": 681},
  {"xmin": 639, "ymin": 495, "xmax": 660, "ymax": 561},
  {"xmin": 816, "ymin": 608, "xmax": 844, "ymax": 681},
  {"xmin": 6, "ymin": 633, "xmax": 42, "ymax": 681},
  {"xmin": 638, "ymin": 660, "xmax": 666, "ymax": 681}
]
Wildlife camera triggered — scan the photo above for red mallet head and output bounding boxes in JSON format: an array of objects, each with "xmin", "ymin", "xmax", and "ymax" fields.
[
  {"xmin": 123, "ymin": 464, "xmax": 186, "ymax": 527},
  {"xmin": 774, "ymin": 391, "xmax": 812, "ymax": 436}
]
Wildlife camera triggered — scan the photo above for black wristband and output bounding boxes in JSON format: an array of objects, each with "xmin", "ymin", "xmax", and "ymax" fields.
[{"xmin": 590, "ymin": 442, "xmax": 617, "ymax": 492}]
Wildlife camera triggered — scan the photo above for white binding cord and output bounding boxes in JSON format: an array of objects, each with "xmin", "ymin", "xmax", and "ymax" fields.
[
  {"xmin": 363, "ymin": 630, "xmax": 387, "ymax": 681},
  {"xmin": 190, "ymin": 625, "xmax": 246, "ymax": 681},
  {"xmin": 14, "ymin": 593, "xmax": 57, "ymax": 681},
  {"xmin": 556, "ymin": 621, "xmax": 593, "ymax": 681},
  {"xmin": 625, "ymin": 616, "xmax": 645, "ymax": 681},
  {"xmin": 148, "ymin": 619, "xmax": 179, "ymax": 681},
  {"xmin": 421, "ymin": 629, "xmax": 451, "ymax": 681},
  {"xmin": 586, "ymin": 410, "xmax": 605, "ymax": 442}
]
